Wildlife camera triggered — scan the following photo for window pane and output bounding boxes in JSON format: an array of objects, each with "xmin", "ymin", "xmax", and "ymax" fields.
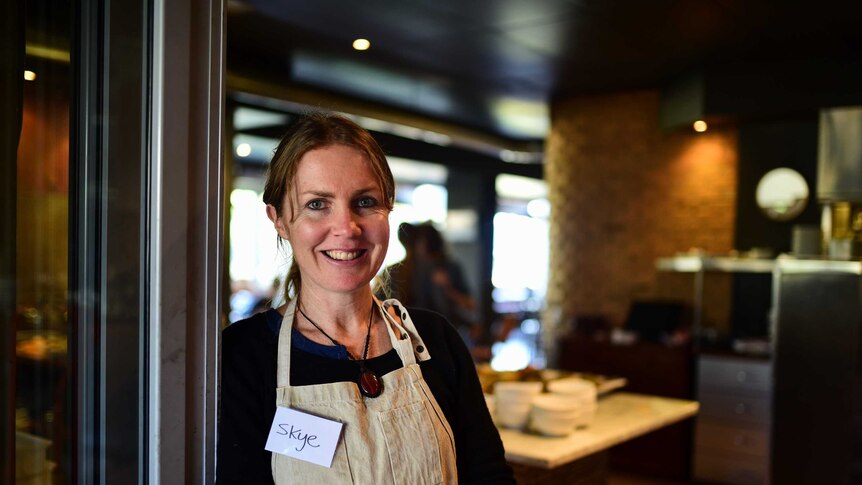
[{"xmin": 15, "ymin": 3, "xmax": 72, "ymax": 483}]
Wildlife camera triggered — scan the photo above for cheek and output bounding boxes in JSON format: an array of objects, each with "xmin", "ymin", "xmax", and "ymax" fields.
[
  {"xmin": 287, "ymin": 220, "xmax": 324, "ymax": 247},
  {"xmin": 370, "ymin": 214, "xmax": 390, "ymax": 240}
]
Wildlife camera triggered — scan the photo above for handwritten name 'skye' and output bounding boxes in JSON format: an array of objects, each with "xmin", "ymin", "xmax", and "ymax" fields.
[
  {"xmin": 265, "ymin": 406, "xmax": 344, "ymax": 468},
  {"xmin": 276, "ymin": 423, "xmax": 319, "ymax": 452}
]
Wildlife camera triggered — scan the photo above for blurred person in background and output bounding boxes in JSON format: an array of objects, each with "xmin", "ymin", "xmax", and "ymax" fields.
[{"xmin": 388, "ymin": 222, "xmax": 481, "ymax": 348}]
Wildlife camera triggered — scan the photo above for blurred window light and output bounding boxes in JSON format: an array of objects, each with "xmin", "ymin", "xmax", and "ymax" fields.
[
  {"xmin": 24, "ymin": 70, "xmax": 37, "ymax": 81},
  {"xmin": 520, "ymin": 318, "xmax": 541, "ymax": 335},
  {"xmin": 526, "ymin": 198, "xmax": 550, "ymax": 219},
  {"xmin": 491, "ymin": 339, "xmax": 532, "ymax": 371},
  {"xmin": 492, "ymin": 212, "xmax": 549, "ymax": 297},
  {"xmin": 446, "ymin": 209, "xmax": 478, "ymax": 242},
  {"xmin": 233, "ymin": 106, "xmax": 288, "ymax": 131},
  {"xmin": 490, "ymin": 96, "xmax": 549, "ymax": 139},
  {"xmin": 411, "ymin": 183, "xmax": 448, "ymax": 224},
  {"xmin": 389, "ymin": 156, "xmax": 448, "ymax": 185},
  {"xmin": 492, "ymin": 174, "xmax": 549, "ymax": 307},
  {"xmin": 229, "ymin": 188, "xmax": 281, "ymax": 292},
  {"xmin": 496, "ymin": 173, "xmax": 547, "ymax": 201}
]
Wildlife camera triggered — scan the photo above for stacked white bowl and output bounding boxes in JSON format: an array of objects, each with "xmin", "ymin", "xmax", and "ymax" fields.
[
  {"xmin": 493, "ymin": 381, "xmax": 543, "ymax": 429},
  {"xmin": 546, "ymin": 377, "xmax": 598, "ymax": 429},
  {"xmin": 529, "ymin": 394, "xmax": 584, "ymax": 436}
]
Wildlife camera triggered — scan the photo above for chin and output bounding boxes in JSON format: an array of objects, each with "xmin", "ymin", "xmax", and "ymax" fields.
[{"xmin": 327, "ymin": 278, "xmax": 375, "ymax": 295}]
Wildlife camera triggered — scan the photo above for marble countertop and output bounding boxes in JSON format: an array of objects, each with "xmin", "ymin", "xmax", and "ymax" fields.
[{"xmin": 498, "ymin": 392, "xmax": 699, "ymax": 469}]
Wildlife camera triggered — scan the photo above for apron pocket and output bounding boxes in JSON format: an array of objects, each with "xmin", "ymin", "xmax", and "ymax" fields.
[
  {"xmin": 379, "ymin": 401, "xmax": 443, "ymax": 485},
  {"xmin": 272, "ymin": 438, "xmax": 354, "ymax": 484},
  {"xmin": 270, "ymin": 401, "xmax": 355, "ymax": 484}
]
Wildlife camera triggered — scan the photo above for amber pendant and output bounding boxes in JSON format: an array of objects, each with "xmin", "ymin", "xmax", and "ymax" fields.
[{"xmin": 358, "ymin": 368, "xmax": 383, "ymax": 398}]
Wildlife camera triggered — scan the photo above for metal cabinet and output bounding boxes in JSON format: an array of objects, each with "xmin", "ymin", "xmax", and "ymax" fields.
[
  {"xmin": 659, "ymin": 255, "xmax": 862, "ymax": 483},
  {"xmin": 770, "ymin": 259, "xmax": 862, "ymax": 484},
  {"xmin": 693, "ymin": 355, "xmax": 772, "ymax": 485}
]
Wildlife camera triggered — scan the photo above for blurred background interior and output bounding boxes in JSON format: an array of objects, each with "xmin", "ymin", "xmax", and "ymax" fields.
[{"xmin": 7, "ymin": 0, "xmax": 862, "ymax": 483}]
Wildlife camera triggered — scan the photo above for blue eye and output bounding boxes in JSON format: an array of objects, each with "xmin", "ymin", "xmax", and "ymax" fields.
[
  {"xmin": 307, "ymin": 200, "xmax": 325, "ymax": 210},
  {"xmin": 357, "ymin": 197, "xmax": 377, "ymax": 208}
]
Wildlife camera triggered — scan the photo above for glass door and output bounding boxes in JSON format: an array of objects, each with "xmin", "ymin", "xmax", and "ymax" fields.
[
  {"xmin": 3, "ymin": 0, "xmax": 224, "ymax": 482},
  {"xmin": 6, "ymin": 0, "xmax": 150, "ymax": 481},
  {"xmin": 5, "ymin": 1, "xmax": 73, "ymax": 482}
]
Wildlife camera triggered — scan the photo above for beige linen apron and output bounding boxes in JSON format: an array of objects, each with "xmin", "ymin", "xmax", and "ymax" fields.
[{"xmin": 271, "ymin": 298, "xmax": 458, "ymax": 485}]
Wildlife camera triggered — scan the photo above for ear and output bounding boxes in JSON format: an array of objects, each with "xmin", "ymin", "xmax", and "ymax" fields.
[{"xmin": 266, "ymin": 204, "xmax": 289, "ymax": 240}]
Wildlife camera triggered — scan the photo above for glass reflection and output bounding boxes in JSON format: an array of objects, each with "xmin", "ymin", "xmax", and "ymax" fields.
[{"xmin": 15, "ymin": 3, "xmax": 71, "ymax": 483}]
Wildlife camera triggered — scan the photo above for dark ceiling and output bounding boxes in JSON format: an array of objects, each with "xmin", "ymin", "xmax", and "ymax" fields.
[{"xmin": 227, "ymin": 0, "xmax": 862, "ymax": 143}]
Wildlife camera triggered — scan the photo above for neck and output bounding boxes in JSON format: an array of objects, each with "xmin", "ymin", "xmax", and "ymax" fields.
[{"xmin": 297, "ymin": 287, "xmax": 377, "ymax": 332}]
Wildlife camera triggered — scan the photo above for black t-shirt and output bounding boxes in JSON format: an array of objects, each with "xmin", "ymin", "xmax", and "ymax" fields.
[{"xmin": 216, "ymin": 306, "xmax": 514, "ymax": 484}]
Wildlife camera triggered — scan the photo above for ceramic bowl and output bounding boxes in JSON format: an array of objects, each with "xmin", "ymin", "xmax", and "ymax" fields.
[
  {"xmin": 495, "ymin": 401, "xmax": 535, "ymax": 429},
  {"xmin": 547, "ymin": 377, "xmax": 597, "ymax": 401},
  {"xmin": 494, "ymin": 381, "xmax": 542, "ymax": 429},
  {"xmin": 529, "ymin": 394, "xmax": 582, "ymax": 436},
  {"xmin": 494, "ymin": 381, "xmax": 543, "ymax": 402}
]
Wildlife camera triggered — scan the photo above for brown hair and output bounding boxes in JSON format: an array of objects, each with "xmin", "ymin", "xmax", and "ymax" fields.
[{"xmin": 262, "ymin": 111, "xmax": 395, "ymax": 300}]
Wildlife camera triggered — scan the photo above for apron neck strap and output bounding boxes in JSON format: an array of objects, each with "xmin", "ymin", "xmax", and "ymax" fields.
[
  {"xmin": 276, "ymin": 298, "xmax": 298, "ymax": 389},
  {"xmin": 379, "ymin": 300, "xmax": 417, "ymax": 367},
  {"xmin": 275, "ymin": 298, "xmax": 432, "ymax": 392},
  {"xmin": 380, "ymin": 299, "xmax": 432, "ymax": 364}
]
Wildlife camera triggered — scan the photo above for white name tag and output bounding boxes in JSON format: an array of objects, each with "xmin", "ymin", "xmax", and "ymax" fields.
[{"xmin": 265, "ymin": 406, "xmax": 344, "ymax": 468}]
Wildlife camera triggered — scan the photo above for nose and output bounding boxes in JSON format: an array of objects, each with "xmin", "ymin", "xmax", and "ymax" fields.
[{"xmin": 331, "ymin": 205, "xmax": 361, "ymax": 237}]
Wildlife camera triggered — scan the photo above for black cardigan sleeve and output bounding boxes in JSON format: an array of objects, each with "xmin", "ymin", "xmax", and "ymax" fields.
[
  {"xmin": 216, "ymin": 316, "xmax": 276, "ymax": 485},
  {"xmin": 412, "ymin": 308, "xmax": 515, "ymax": 484}
]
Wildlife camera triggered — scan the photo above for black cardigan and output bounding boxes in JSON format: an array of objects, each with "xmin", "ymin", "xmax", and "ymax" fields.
[{"xmin": 216, "ymin": 306, "xmax": 514, "ymax": 484}]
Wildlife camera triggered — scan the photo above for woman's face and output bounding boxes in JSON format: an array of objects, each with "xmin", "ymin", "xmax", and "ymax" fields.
[{"xmin": 267, "ymin": 144, "xmax": 390, "ymax": 298}]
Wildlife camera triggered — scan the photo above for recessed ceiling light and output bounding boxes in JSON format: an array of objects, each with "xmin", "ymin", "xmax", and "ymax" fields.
[
  {"xmin": 352, "ymin": 38, "xmax": 370, "ymax": 51},
  {"xmin": 24, "ymin": 70, "xmax": 36, "ymax": 81},
  {"xmin": 693, "ymin": 120, "xmax": 708, "ymax": 132},
  {"xmin": 235, "ymin": 143, "xmax": 252, "ymax": 157}
]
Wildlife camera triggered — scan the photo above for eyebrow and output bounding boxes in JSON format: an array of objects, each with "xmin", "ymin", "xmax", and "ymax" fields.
[{"xmin": 298, "ymin": 186, "xmax": 380, "ymax": 199}]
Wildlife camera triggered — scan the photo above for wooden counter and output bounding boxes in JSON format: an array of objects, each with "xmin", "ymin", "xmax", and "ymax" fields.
[{"xmin": 499, "ymin": 392, "xmax": 698, "ymax": 483}]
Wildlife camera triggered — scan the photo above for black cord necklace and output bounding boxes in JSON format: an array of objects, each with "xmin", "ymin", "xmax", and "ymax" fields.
[{"xmin": 297, "ymin": 301, "xmax": 383, "ymax": 398}]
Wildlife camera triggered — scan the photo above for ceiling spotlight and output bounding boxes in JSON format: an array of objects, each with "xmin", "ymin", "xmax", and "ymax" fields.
[
  {"xmin": 24, "ymin": 70, "xmax": 36, "ymax": 81},
  {"xmin": 352, "ymin": 38, "xmax": 371, "ymax": 51},
  {"xmin": 235, "ymin": 143, "xmax": 252, "ymax": 157},
  {"xmin": 693, "ymin": 120, "xmax": 708, "ymax": 132}
]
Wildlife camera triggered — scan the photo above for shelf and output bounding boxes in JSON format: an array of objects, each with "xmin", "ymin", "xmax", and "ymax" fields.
[
  {"xmin": 657, "ymin": 254, "xmax": 862, "ymax": 275},
  {"xmin": 774, "ymin": 255, "xmax": 862, "ymax": 275},
  {"xmin": 656, "ymin": 256, "xmax": 775, "ymax": 274}
]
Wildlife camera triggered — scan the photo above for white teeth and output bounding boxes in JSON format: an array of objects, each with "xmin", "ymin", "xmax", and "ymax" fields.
[{"xmin": 326, "ymin": 250, "xmax": 361, "ymax": 261}]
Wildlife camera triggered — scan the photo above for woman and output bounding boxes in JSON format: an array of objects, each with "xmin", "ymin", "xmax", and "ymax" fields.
[
  {"xmin": 217, "ymin": 112, "xmax": 514, "ymax": 484},
  {"xmin": 389, "ymin": 222, "xmax": 480, "ymax": 347}
]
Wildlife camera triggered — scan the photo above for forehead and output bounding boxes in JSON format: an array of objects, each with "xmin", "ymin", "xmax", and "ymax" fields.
[{"xmin": 293, "ymin": 144, "xmax": 379, "ymax": 189}]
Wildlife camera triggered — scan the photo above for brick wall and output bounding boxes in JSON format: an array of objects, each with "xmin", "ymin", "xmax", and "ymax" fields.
[{"xmin": 545, "ymin": 91, "xmax": 738, "ymax": 331}]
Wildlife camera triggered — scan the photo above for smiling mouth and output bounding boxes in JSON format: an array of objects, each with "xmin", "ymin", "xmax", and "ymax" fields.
[{"xmin": 324, "ymin": 250, "xmax": 365, "ymax": 261}]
